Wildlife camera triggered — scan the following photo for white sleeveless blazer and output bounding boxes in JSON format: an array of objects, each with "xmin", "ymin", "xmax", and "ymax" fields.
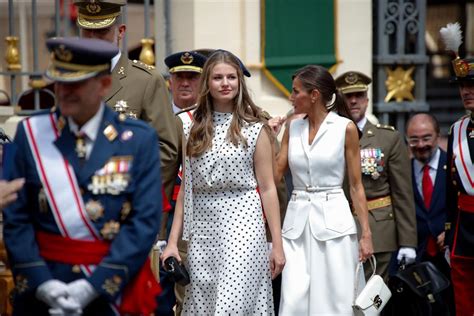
[{"xmin": 282, "ymin": 111, "xmax": 357, "ymax": 240}]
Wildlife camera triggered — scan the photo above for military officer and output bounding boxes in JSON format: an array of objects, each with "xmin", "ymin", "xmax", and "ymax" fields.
[
  {"xmin": 440, "ymin": 22, "xmax": 474, "ymax": 315},
  {"xmin": 3, "ymin": 37, "xmax": 162, "ymax": 315},
  {"xmin": 73, "ymin": 0, "xmax": 179, "ymax": 201},
  {"xmin": 335, "ymin": 71, "xmax": 417, "ymax": 281}
]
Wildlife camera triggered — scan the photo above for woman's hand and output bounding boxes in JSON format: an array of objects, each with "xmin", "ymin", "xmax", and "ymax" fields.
[
  {"xmin": 358, "ymin": 233, "xmax": 374, "ymax": 262},
  {"xmin": 269, "ymin": 245, "xmax": 286, "ymax": 279},
  {"xmin": 160, "ymin": 243, "xmax": 181, "ymax": 265},
  {"xmin": 267, "ymin": 116, "xmax": 286, "ymax": 136}
]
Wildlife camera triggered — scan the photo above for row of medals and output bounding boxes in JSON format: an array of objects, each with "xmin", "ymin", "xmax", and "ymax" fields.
[
  {"xmin": 361, "ymin": 148, "xmax": 384, "ymax": 180},
  {"xmin": 53, "ymin": 101, "xmax": 136, "ymax": 240}
]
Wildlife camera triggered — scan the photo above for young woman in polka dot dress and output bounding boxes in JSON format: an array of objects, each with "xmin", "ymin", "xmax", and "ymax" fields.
[{"xmin": 162, "ymin": 50, "xmax": 285, "ymax": 315}]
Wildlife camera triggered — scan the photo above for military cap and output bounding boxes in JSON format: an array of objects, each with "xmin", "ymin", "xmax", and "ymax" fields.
[
  {"xmin": 73, "ymin": 0, "xmax": 126, "ymax": 30},
  {"xmin": 164, "ymin": 51, "xmax": 207, "ymax": 74},
  {"xmin": 439, "ymin": 22, "xmax": 474, "ymax": 82},
  {"xmin": 335, "ymin": 71, "xmax": 372, "ymax": 94},
  {"xmin": 210, "ymin": 49, "xmax": 251, "ymax": 77},
  {"xmin": 45, "ymin": 37, "xmax": 118, "ymax": 82}
]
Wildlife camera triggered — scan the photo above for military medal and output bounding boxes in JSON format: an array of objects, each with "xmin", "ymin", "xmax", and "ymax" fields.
[
  {"xmin": 120, "ymin": 201, "xmax": 132, "ymax": 221},
  {"xmin": 101, "ymin": 220, "xmax": 120, "ymax": 240},
  {"xmin": 75, "ymin": 134, "xmax": 86, "ymax": 159},
  {"xmin": 468, "ymin": 129, "xmax": 474, "ymax": 138},
  {"xmin": 89, "ymin": 156, "xmax": 133, "ymax": 196},
  {"xmin": 38, "ymin": 188, "xmax": 49, "ymax": 213},
  {"xmin": 85, "ymin": 200, "xmax": 104, "ymax": 221},
  {"xmin": 360, "ymin": 148, "xmax": 384, "ymax": 180},
  {"xmin": 121, "ymin": 130, "xmax": 133, "ymax": 141}
]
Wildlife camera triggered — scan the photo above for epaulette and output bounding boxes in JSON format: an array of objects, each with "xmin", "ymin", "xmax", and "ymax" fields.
[
  {"xmin": 131, "ymin": 59, "xmax": 155, "ymax": 73},
  {"xmin": 375, "ymin": 123, "xmax": 395, "ymax": 131},
  {"xmin": 176, "ymin": 105, "xmax": 197, "ymax": 116}
]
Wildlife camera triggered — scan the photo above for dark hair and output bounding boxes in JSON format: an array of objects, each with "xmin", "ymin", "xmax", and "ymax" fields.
[
  {"xmin": 292, "ymin": 65, "xmax": 353, "ymax": 121},
  {"xmin": 406, "ymin": 113, "xmax": 440, "ymax": 134},
  {"xmin": 187, "ymin": 50, "xmax": 266, "ymax": 157}
]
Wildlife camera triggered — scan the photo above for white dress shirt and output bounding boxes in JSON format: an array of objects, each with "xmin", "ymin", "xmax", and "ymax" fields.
[
  {"xmin": 111, "ymin": 51, "xmax": 121, "ymax": 71},
  {"xmin": 357, "ymin": 117, "xmax": 367, "ymax": 131},
  {"xmin": 413, "ymin": 147, "xmax": 440, "ymax": 197},
  {"xmin": 68, "ymin": 104, "xmax": 105, "ymax": 160}
]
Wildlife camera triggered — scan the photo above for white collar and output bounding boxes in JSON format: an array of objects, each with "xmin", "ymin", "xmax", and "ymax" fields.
[
  {"xmin": 357, "ymin": 117, "xmax": 367, "ymax": 131},
  {"xmin": 111, "ymin": 51, "xmax": 122, "ymax": 71},
  {"xmin": 68, "ymin": 103, "xmax": 105, "ymax": 142},
  {"xmin": 414, "ymin": 147, "xmax": 440, "ymax": 174}
]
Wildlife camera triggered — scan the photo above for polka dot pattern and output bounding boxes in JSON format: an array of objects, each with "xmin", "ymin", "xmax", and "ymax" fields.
[{"xmin": 182, "ymin": 112, "xmax": 274, "ymax": 315}]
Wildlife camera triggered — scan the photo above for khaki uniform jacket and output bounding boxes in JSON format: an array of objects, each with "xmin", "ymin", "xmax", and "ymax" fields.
[
  {"xmin": 357, "ymin": 121, "xmax": 417, "ymax": 253},
  {"xmin": 106, "ymin": 54, "xmax": 179, "ymax": 200}
]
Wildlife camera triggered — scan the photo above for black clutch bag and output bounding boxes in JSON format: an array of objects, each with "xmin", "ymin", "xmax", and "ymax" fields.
[
  {"xmin": 164, "ymin": 257, "xmax": 190, "ymax": 286},
  {"xmin": 389, "ymin": 261, "xmax": 450, "ymax": 303}
]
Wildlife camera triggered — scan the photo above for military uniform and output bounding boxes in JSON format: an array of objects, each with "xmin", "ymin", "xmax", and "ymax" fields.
[
  {"xmin": 3, "ymin": 38, "xmax": 162, "ymax": 315},
  {"xmin": 336, "ymin": 71, "xmax": 417, "ymax": 280},
  {"xmin": 358, "ymin": 121, "xmax": 417, "ymax": 278},
  {"xmin": 74, "ymin": 0, "xmax": 179, "ymax": 201}
]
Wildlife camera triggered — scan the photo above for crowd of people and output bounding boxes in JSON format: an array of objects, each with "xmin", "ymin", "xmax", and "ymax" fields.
[{"xmin": 0, "ymin": 1, "xmax": 473, "ymax": 315}]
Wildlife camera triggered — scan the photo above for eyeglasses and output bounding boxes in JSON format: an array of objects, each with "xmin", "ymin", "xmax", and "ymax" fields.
[{"xmin": 406, "ymin": 135, "xmax": 435, "ymax": 147}]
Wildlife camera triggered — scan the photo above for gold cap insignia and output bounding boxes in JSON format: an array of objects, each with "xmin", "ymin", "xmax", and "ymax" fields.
[
  {"xmin": 181, "ymin": 52, "xmax": 194, "ymax": 65},
  {"xmin": 54, "ymin": 45, "xmax": 73, "ymax": 62},
  {"xmin": 86, "ymin": 0, "xmax": 101, "ymax": 14},
  {"xmin": 85, "ymin": 200, "xmax": 104, "ymax": 221},
  {"xmin": 345, "ymin": 72, "xmax": 358, "ymax": 85},
  {"xmin": 104, "ymin": 124, "xmax": 118, "ymax": 141}
]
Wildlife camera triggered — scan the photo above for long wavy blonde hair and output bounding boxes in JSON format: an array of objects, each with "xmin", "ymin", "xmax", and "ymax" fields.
[{"xmin": 187, "ymin": 50, "xmax": 266, "ymax": 157}]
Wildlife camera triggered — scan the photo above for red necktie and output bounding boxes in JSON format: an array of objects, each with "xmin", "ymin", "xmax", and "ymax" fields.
[
  {"xmin": 422, "ymin": 164, "xmax": 438, "ymax": 256},
  {"xmin": 422, "ymin": 164, "xmax": 433, "ymax": 209}
]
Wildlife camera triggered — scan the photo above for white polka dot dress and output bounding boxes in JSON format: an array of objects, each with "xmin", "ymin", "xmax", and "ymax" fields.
[{"xmin": 182, "ymin": 111, "xmax": 274, "ymax": 315}]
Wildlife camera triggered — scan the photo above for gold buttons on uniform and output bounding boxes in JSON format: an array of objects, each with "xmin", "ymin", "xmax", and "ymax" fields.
[{"xmin": 72, "ymin": 265, "xmax": 81, "ymax": 273}]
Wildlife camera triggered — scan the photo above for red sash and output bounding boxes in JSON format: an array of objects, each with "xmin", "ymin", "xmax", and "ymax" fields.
[
  {"xmin": 37, "ymin": 231, "xmax": 161, "ymax": 315},
  {"xmin": 457, "ymin": 193, "xmax": 474, "ymax": 213}
]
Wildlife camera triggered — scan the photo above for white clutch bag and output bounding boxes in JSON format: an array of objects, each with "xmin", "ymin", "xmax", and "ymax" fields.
[{"xmin": 352, "ymin": 255, "xmax": 392, "ymax": 316}]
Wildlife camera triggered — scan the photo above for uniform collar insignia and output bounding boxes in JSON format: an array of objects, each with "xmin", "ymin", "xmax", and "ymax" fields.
[{"xmin": 103, "ymin": 124, "xmax": 118, "ymax": 141}]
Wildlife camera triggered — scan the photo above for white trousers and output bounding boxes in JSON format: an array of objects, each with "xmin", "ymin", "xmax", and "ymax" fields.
[{"xmin": 279, "ymin": 222, "xmax": 363, "ymax": 316}]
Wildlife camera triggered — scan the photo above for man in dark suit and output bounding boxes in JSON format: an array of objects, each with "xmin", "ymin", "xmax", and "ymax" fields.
[
  {"xmin": 406, "ymin": 113, "xmax": 454, "ymax": 315},
  {"xmin": 3, "ymin": 37, "xmax": 162, "ymax": 315},
  {"xmin": 73, "ymin": 0, "xmax": 179, "ymax": 202}
]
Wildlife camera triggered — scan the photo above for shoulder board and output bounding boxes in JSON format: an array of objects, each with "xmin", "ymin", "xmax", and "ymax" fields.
[
  {"xmin": 131, "ymin": 59, "xmax": 155, "ymax": 73},
  {"xmin": 375, "ymin": 123, "xmax": 395, "ymax": 131},
  {"xmin": 176, "ymin": 105, "xmax": 197, "ymax": 116}
]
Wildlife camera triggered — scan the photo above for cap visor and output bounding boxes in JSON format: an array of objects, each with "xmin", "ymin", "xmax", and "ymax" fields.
[
  {"xmin": 77, "ymin": 16, "xmax": 116, "ymax": 30},
  {"xmin": 46, "ymin": 66, "xmax": 100, "ymax": 83},
  {"xmin": 170, "ymin": 66, "xmax": 202, "ymax": 73},
  {"xmin": 340, "ymin": 86, "xmax": 368, "ymax": 94}
]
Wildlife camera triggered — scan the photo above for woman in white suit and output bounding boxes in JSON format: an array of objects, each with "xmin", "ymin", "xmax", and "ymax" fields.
[{"xmin": 271, "ymin": 65, "xmax": 373, "ymax": 315}]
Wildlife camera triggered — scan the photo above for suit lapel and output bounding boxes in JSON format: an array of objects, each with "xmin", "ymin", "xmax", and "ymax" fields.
[
  {"xmin": 78, "ymin": 107, "xmax": 121, "ymax": 185},
  {"xmin": 430, "ymin": 150, "xmax": 447, "ymax": 210},
  {"xmin": 309, "ymin": 112, "xmax": 332, "ymax": 149},
  {"xmin": 105, "ymin": 53, "xmax": 127, "ymax": 104},
  {"xmin": 411, "ymin": 158, "xmax": 427, "ymax": 212},
  {"xmin": 300, "ymin": 119, "xmax": 311, "ymax": 160},
  {"xmin": 359, "ymin": 121, "xmax": 375, "ymax": 148}
]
